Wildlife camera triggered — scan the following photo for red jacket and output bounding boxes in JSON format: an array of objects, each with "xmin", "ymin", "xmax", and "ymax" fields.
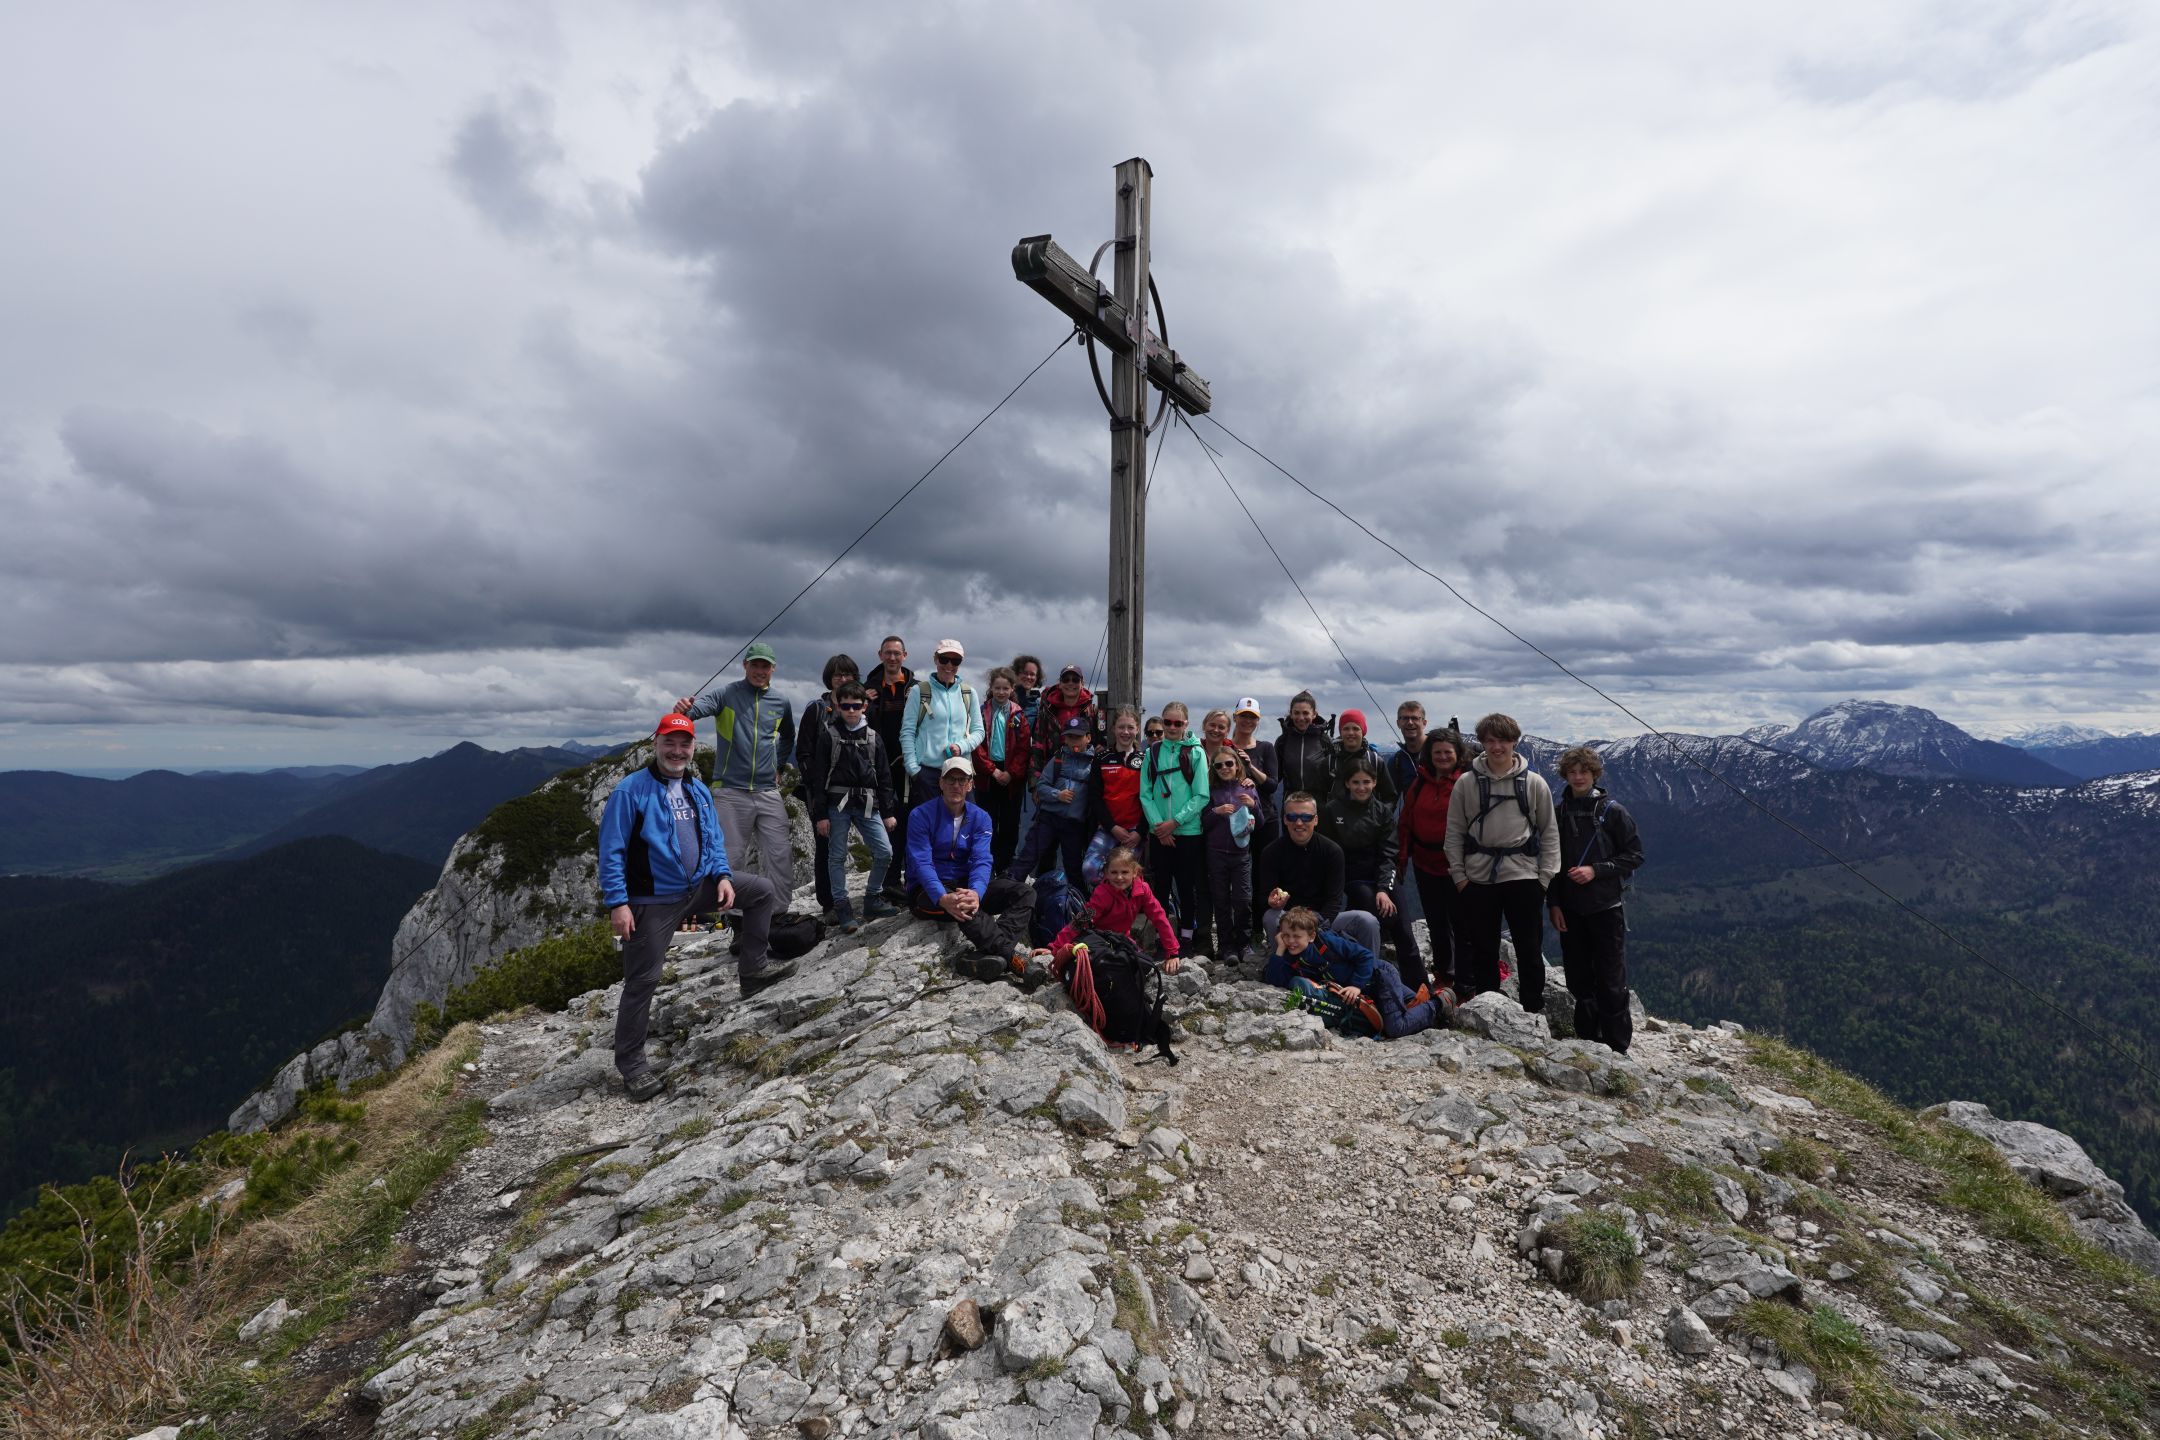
[
  {"xmin": 972, "ymin": 699, "xmax": 1034, "ymax": 786},
  {"xmin": 1050, "ymin": 877, "xmax": 1179, "ymax": 960},
  {"xmin": 1398, "ymin": 763, "xmax": 1461, "ymax": 878},
  {"xmin": 1034, "ymin": 685, "xmax": 1098, "ymax": 758}
]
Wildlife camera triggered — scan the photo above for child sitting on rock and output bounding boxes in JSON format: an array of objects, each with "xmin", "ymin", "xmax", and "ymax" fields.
[
  {"xmin": 1038, "ymin": 846, "xmax": 1182, "ymax": 973},
  {"xmin": 1262, "ymin": 906, "xmax": 1444, "ymax": 1039}
]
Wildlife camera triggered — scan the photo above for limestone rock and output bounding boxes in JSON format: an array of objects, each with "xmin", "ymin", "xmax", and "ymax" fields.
[
  {"xmin": 1664, "ymin": 1305, "xmax": 1716, "ymax": 1357},
  {"xmin": 1931, "ymin": 1101, "xmax": 2160, "ymax": 1274},
  {"xmin": 1453, "ymin": 992, "xmax": 1553, "ymax": 1050},
  {"xmin": 238, "ymin": 1296, "xmax": 292, "ymax": 1342}
]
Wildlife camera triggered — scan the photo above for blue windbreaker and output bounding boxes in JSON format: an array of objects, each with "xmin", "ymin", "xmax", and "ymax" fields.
[{"xmin": 598, "ymin": 763, "xmax": 731, "ymax": 907}]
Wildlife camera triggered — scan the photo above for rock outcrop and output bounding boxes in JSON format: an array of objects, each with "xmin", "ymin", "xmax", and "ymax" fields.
[
  {"xmin": 1929, "ymin": 1099, "xmax": 2160, "ymax": 1274},
  {"xmin": 260, "ymin": 912, "xmax": 2159, "ymax": 1440},
  {"xmin": 229, "ymin": 743, "xmax": 812, "ymax": 1132}
]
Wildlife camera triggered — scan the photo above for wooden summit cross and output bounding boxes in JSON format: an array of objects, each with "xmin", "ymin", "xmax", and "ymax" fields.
[{"xmin": 1012, "ymin": 157, "xmax": 1212, "ymax": 715}]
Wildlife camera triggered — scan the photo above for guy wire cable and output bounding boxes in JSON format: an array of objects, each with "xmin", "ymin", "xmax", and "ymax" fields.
[
  {"xmin": 1182, "ymin": 411, "xmax": 1399, "ymax": 744},
  {"xmin": 385, "ymin": 329, "xmax": 1084, "ymax": 981},
  {"xmin": 1198, "ymin": 410, "xmax": 2159, "ymax": 1085}
]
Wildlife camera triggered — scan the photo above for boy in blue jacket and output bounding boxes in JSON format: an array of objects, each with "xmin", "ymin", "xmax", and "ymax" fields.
[
  {"xmin": 1261, "ymin": 907, "xmax": 1443, "ymax": 1039},
  {"xmin": 1034, "ymin": 715, "xmax": 1101, "ymax": 891},
  {"xmin": 599, "ymin": 714, "xmax": 789, "ymax": 1100}
]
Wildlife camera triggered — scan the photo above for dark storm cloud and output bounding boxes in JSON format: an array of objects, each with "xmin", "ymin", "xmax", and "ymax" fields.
[
  {"xmin": 448, "ymin": 88, "xmax": 567, "ymax": 238},
  {"xmin": 2, "ymin": 2, "xmax": 2154, "ymax": 760}
]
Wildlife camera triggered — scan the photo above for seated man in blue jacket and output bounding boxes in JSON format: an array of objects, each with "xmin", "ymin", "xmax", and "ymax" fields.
[
  {"xmin": 599, "ymin": 713, "xmax": 790, "ymax": 1101},
  {"xmin": 1261, "ymin": 906, "xmax": 1444, "ymax": 1039},
  {"xmin": 907, "ymin": 757, "xmax": 1038, "ymax": 980}
]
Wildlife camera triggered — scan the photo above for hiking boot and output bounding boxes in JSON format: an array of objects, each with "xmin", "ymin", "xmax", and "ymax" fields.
[
  {"xmin": 622, "ymin": 1069, "xmax": 666, "ymax": 1103},
  {"xmin": 863, "ymin": 899, "xmax": 900, "ymax": 921},
  {"xmin": 959, "ymin": 951, "xmax": 1007, "ymax": 982},
  {"xmin": 818, "ymin": 908, "xmax": 841, "ymax": 928},
  {"xmin": 738, "ymin": 958, "xmax": 799, "ymax": 996}
]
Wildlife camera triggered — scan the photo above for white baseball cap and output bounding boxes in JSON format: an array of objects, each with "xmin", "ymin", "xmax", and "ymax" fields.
[
  {"xmin": 934, "ymin": 638, "xmax": 965, "ymax": 660},
  {"xmin": 939, "ymin": 756, "xmax": 974, "ymax": 777},
  {"xmin": 1235, "ymin": 696, "xmax": 1262, "ymax": 716}
]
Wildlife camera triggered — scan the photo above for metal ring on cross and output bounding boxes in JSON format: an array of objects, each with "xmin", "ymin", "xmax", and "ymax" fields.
[{"xmin": 1085, "ymin": 240, "xmax": 1172, "ymax": 435}]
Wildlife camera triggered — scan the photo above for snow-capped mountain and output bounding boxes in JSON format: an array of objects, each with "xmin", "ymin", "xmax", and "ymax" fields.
[
  {"xmin": 1586, "ymin": 732, "xmax": 1817, "ymax": 811},
  {"xmin": 1747, "ymin": 700, "xmax": 2076, "ymax": 788},
  {"xmin": 2004, "ymin": 723, "xmax": 2115, "ymax": 748},
  {"xmin": 2007, "ymin": 731, "xmax": 2160, "ymax": 782}
]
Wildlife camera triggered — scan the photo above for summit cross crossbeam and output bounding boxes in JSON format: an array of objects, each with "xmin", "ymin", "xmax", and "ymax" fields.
[{"xmin": 1012, "ymin": 157, "xmax": 1212, "ymax": 715}]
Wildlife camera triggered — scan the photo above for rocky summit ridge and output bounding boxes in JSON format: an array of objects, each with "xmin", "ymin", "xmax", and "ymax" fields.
[{"xmin": 203, "ymin": 905, "xmax": 2160, "ymax": 1440}]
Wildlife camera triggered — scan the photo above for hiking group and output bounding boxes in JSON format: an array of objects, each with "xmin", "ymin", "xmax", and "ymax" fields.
[{"xmin": 597, "ymin": 635, "xmax": 1643, "ymax": 1100}]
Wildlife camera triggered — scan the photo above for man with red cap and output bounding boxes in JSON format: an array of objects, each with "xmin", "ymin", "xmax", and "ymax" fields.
[{"xmin": 598, "ymin": 713, "xmax": 789, "ymax": 1100}]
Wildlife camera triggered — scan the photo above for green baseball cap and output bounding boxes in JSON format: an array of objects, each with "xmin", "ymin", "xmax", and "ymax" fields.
[{"xmin": 744, "ymin": 641, "xmax": 777, "ymax": 664}]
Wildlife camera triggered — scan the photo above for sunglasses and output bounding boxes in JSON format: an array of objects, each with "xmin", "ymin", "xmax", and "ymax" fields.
[
  {"xmin": 936, "ymin": 655, "xmax": 962, "ymax": 664},
  {"xmin": 1285, "ymin": 813, "xmax": 1318, "ymax": 824},
  {"xmin": 1162, "ymin": 719, "xmax": 1188, "ymax": 729},
  {"xmin": 836, "ymin": 701, "xmax": 865, "ymax": 711}
]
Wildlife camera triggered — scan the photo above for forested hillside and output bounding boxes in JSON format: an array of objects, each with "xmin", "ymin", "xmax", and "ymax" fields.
[
  {"xmin": 0, "ymin": 836, "xmax": 434, "ymax": 1216},
  {"xmin": 1620, "ymin": 763, "xmax": 2160, "ymax": 1224}
]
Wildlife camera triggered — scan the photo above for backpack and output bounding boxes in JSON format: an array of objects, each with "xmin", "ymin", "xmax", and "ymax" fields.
[
  {"xmin": 766, "ymin": 910, "xmax": 825, "ymax": 960},
  {"xmin": 1145, "ymin": 740, "xmax": 1199, "ymax": 789},
  {"xmin": 915, "ymin": 678, "xmax": 977, "ymax": 727},
  {"xmin": 1464, "ymin": 771, "xmax": 1541, "ymax": 865},
  {"xmin": 1062, "ymin": 930, "xmax": 1178, "ymax": 1064},
  {"xmin": 1031, "ymin": 866, "xmax": 1081, "ymax": 946},
  {"xmin": 1282, "ymin": 976, "xmax": 1383, "ymax": 1039}
]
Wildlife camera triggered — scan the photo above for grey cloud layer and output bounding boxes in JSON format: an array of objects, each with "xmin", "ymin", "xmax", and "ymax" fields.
[{"xmin": 1, "ymin": 1, "xmax": 2154, "ymax": 761}]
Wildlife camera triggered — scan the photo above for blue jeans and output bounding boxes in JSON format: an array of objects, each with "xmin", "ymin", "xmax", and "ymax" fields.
[{"xmin": 824, "ymin": 806, "xmax": 893, "ymax": 920}]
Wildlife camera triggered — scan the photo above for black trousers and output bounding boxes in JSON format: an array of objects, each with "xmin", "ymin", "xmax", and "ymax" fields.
[
  {"xmin": 910, "ymin": 874, "xmax": 1035, "ymax": 957},
  {"xmin": 1206, "ymin": 849, "xmax": 1253, "ymax": 963},
  {"xmin": 980, "ymin": 776, "xmax": 1027, "ymax": 873},
  {"xmin": 1345, "ymin": 880, "xmax": 1425, "ymax": 991},
  {"xmin": 1148, "ymin": 833, "xmax": 1209, "ymax": 949},
  {"xmin": 1247, "ymin": 817, "xmax": 1282, "ymax": 935},
  {"xmin": 1458, "ymin": 878, "xmax": 1546, "ymax": 1012},
  {"xmin": 1411, "ymin": 868, "xmax": 1461, "ymax": 990},
  {"xmin": 1558, "ymin": 904, "xmax": 1631, "ymax": 1053}
]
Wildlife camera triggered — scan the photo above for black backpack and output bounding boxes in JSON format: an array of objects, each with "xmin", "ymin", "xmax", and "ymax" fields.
[
  {"xmin": 766, "ymin": 911, "xmax": 826, "ymax": 959},
  {"xmin": 1072, "ymin": 929, "xmax": 1178, "ymax": 1065}
]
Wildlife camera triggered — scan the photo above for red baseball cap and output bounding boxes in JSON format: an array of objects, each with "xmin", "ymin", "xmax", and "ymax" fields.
[{"xmin": 655, "ymin": 713, "xmax": 696, "ymax": 738}]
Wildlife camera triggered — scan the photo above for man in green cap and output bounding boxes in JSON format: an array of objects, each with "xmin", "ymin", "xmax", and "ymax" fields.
[{"xmin": 677, "ymin": 642, "xmax": 797, "ymax": 906}]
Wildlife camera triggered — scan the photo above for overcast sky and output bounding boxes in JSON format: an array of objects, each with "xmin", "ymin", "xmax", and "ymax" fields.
[{"xmin": 2, "ymin": 1, "xmax": 2154, "ymax": 771}]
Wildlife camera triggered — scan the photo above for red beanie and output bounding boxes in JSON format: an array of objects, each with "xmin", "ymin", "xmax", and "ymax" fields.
[{"xmin": 1340, "ymin": 709, "xmax": 1368, "ymax": 734}]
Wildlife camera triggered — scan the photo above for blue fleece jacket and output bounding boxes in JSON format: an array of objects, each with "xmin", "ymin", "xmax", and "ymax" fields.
[
  {"xmin": 1035, "ymin": 744, "xmax": 1099, "ymax": 821},
  {"xmin": 597, "ymin": 763, "xmax": 731, "ymax": 907},
  {"xmin": 905, "ymin": 798, "xmax": 994, "ymax": 902},
  {"xmin": 1262, "ymin": 928, "xmax": 1382, "ymax": 993}
]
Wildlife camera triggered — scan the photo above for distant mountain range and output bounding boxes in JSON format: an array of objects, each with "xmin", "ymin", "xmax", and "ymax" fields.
[
  {"xmin": 0, "ymin": 742, "xmax": 591, "ymax": 880},
  {"xmin": 2004, "ymin": 730, "xmax": 2160, "ymax": 781},
  {"xmin": 1576, "ymin": 718, "xmax": 2160, "ymax": 1226}
]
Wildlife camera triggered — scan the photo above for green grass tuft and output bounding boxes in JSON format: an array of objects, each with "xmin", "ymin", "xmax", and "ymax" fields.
[{"xmin": 1548, "ymin": 1212, "xmax": 1641, "ymax": 1301}]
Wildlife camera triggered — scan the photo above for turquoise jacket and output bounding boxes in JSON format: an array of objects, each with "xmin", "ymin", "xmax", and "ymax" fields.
[
  {"xmin": 1140, "ymin": 736, "xmax": 1209, "ymax": 837},
  {"xmin": 898, "ymin": 675, "xmax": 984, "ymax": 772}
]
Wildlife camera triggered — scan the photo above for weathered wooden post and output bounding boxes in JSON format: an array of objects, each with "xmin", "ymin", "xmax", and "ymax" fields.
[{"xmin": 1011, "ymin": 158, "xmax": 1212, "ymax": 714}]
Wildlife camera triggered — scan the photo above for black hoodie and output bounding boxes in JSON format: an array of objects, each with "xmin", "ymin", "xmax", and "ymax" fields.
[{"xmin": 1546, "ymin": 786, "xmax": 1644, "ymax": 914}]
